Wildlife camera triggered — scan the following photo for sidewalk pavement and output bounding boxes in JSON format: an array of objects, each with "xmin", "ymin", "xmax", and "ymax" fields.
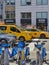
[
  {"xmin": 9, "ymin": 39, "xmax": 49, "ymax": 65},
  {"xmin": 9, "ymin": 62, "xmax": 47, "ymax": 65}
]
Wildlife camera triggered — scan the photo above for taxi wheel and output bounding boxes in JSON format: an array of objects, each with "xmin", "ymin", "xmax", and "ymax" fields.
[
  {"xmin": 40, "ymin": 34, "xmax": 46, "ymax": 39},
  {"xmin": 19, "ymin": 37, "xmax": 25, "ymax": 41}
]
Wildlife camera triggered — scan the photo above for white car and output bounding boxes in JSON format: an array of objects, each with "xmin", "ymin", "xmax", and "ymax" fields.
[{"xmin": 0, "ymin": 33, "xmax": 17, "ymax": 43}]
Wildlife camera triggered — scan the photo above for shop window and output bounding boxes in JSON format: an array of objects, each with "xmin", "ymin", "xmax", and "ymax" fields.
[
  {"xmin": 21, "ymin": 13, "xmax": 31, "ymax": 19},
  {"xmin": 36, "ymin": 12, "xmax": 48, "ymax": 31},
  {"xmin": 6, "ymin": 14, "xmax": 10, "ymax": 18},
  {"xmin": 21, "ymin": 12, "xmax": 31, "ymax": 26},
  {"xmin": 11, "ymin": 11, "xmax": 15, "ymax": 19},
  {"xmin": 5, "ymin": 11, "xmax": 15, "ymax": 19}
]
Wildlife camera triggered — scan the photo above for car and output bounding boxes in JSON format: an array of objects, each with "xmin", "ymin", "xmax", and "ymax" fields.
[
  {"xmin": 0, "ymin": 25, "xmax": 32, "ymax": 42},
  {"xmin": 0, "ymin": 33, "xmax": 17, "ymax": 43},
  {"xmin": 26, "ymin": 28, "xmax": 49, "ymax": 39}
]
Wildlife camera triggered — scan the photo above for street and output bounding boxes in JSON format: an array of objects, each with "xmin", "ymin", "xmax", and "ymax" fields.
[
  {"xmin": 0, "ymin": 0, "xmax": 49, "ymax": 65},
  {"xmin": 9, "ymin": 39, "xmax": 49, "ymax": 65}
]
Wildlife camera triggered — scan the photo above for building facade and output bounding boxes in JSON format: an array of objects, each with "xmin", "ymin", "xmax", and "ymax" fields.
[
  {"xmin": 0, "ymin": 0, "xmax": 4, "ymax": 21},
  {"xmin": 4, "ymin": 0, "xmax": 15, "ymax": 24},
  {"xmin": 0, "ymin": 0, "xmax": 15, "ymax": 24},
  {"xmin": 15, "ymin": 0, "xmax": 49, "ymax": 31}
]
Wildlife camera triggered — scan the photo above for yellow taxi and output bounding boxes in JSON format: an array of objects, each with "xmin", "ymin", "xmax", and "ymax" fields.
[
  {"xmin": 26, "ymin": 28, "xmax": 49, "ymax": 39},
  {"xmin": 0, "ymin": 25, "xmax": 32, "ymax": 41}
]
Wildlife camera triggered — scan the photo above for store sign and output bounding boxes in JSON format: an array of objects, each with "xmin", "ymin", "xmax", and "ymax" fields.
[
  {"xmin": 4, "ymin": 19, "xmax": 15, "ymax": 24},
  {"xmin": 6, "ymin": 20, "xmax": 14, "ymax": 23},
  {"xmin": 21, "ymin": 19, "xmax": 31, "ymax": 24},
  {"xmin": 38, "ymin": 19, "xmax": 46, "ymax": 23},
  {"xmin": 36, "ymin": 18, "xmax": 47, "ymax": 26}
]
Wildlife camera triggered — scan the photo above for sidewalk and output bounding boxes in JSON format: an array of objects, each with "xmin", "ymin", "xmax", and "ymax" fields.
[
  {"xmin": 9, "ymin": 62, "xmax": 47, "ymax": 65},
  {"xmin": 10, "ymin": 62, "xmax": 29, "ymax": 65}
]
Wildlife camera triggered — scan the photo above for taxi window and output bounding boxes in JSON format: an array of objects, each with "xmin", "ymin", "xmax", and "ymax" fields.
[
  {"xmin": 10, "ymin": 27, "xmax": 20, "ymax": 33},
  {"xmin": 26, "ymin": 29, "xmax": 38, "ymax": 31},
  {"xmin": 0, "ymin": 26, "xmax": 7, "ymax": 30},
  {"xmin": 31, "ymin": 29, "xmax": 37, "ymax": 31}
]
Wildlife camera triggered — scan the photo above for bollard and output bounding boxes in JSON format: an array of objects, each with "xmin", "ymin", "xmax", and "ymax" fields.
[{"xmin": 1, "ymin": 48, "xmax": 9, "ymax": 65}]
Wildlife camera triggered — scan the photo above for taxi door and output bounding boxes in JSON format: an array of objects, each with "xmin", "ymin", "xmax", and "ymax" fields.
[
  {"xmin": 31, "ymin": 29, "xmax": 40, "ymax": 38},
  {"xmin": 9, "ymin": 26, "xmax": 21, "ymax": 38}
]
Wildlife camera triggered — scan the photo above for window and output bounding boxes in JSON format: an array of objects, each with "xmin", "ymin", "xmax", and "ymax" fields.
[
  {"xmin": 5, "ymin": 11, "xmax": 15, "ymax": 19},
  {"xmin": 6, "ymin": 14, "xmax": 10, "ymax": 18},
  {"xmin": 5, "ymin": 11, "xmax": 10, "ymax": 19},
  {"xmin": 36, "ymin": 13, "xmax": 41, "ymax": 18},
  {"xmin": 1, "ymin": 4, "xmax": 3, "ymax": 9},
  {"xmin": 0, "ymin": 26, "xmax": 7, "ymax": 30},
  {"xmin": 0, "ymin": 15, "xmax": 2, "ymax": 19},
  {"xmin": 43, "ymin": 0, "xmax": 48, "ymax": 5},
  {"xmin": 36, "ymin": 0, "xmax": 48, "ymax": 5},
  {"xmin": 21, "ymin": 12, "xmax": 31, "ymax": 25},
  {"xmin": 21, "ymin": 13, "xmax": 31, "ymax": 19},
  {"xmin": 11, "ymin": 11, "xmax": 15, "ymax": 19},
  {"xmin": 21, "ymin": 0, "xmax": 31, "ymax": 5},
  {"xmin": 26, "ymin": 29, "xmax": 39, "ymax": 31},
  {"xmin": 30, "ymin": 29, "xmax": 38, "ymax": 31},
  {"xmin": 6, "ymin": 0, "xmax": 15, "ymax": 5},
  {"xmin": 10, "ymin": 27, "xmax": 16, "ymax": 32},
  {"xmin": 36, "ymin": 12, "xmax": 48, "ymax": 18},
  {"xmin": 6, "ymin": 0, "xmax": 10, "ymax": 5},
  {"xmin": 11, "ymin": 0, "xmax": 15, "ymax": 5},
  {"xmin": 10, "ymin": 27, "xmax": 20, "ymax": 32},
  {"xmin": 42, "ymin": 12, "xmax": 48, "ymax": 18},
  {"xmin": 36, "ymin": 0, "xmax": 41, "ymax": 5},
  {"xmin": 36, "ymin": 12, "xmax": 48, "ymax": 30}
]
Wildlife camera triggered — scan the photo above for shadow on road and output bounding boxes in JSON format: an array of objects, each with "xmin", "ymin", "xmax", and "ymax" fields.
[
  {"xmin": 30, "ymin": 60, "xmax": 49, "ymax": 65},
  {"xmin": 30, "ymin": 60, "xmax": 36, "ymax": 65},
  {"xmin": 26, "ymin": 59, "xmax": 31, "ymax": 63},
  {"xmin": 45, "ymin": 61, "xmax": 49, "ymax": 65}
]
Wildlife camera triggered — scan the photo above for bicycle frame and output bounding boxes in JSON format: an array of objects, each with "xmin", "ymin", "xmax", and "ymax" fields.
[{"xmin": 33, "ymin": 39, "xmax": 47, "ymax": 65}]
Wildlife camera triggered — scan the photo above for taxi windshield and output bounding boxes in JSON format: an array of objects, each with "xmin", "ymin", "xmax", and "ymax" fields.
[
  {"xmin": 26, "ymin": 28, "xmax": 42, "ymax": 32},
  {"xmin": 16, "ymin": 25, "xmax": 26, "ymax": 31}
]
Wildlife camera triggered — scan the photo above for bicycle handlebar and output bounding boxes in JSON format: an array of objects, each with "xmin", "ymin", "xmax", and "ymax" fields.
[
  {"xmin": 32, "ymin": 39, "xmax": 47, "ymax": 44},
  {"xmin": 32, "ymin": 39, "xmax": 40, "ymax": 44}
]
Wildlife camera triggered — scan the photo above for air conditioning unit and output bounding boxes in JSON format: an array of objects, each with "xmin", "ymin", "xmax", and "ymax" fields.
[{"xmin": 26, "ymin": 2, "xmax": 31, "ymax": 5}]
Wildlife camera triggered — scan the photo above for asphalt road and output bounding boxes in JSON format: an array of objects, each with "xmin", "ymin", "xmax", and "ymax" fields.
[{"xmin": 9, "ymin": 39, "xmax": 49, "ymax": 65}]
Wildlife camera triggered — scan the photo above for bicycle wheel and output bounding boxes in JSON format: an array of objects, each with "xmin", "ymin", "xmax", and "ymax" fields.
[
  {"xmin": 0, "ymin": 55, "xmax": 1, "ymax": 64},
  {"xmin": 36, "ymin": 51, "xmax": 39, "ymax": 65},
  {"xmin": 36, "ymin": 51, "xmax": 43, "ymax": 65}
]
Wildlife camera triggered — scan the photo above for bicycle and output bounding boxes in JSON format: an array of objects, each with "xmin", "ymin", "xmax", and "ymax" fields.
[
  {"xmin": 32, "ymin": 39, "xmax": 47, "ymax": 65},
  {"xmin": 0, "ymin": 40, "xmax": 10, "ymax": 65},
  {"xmin": 17, "ymin": 41, "xmax": 26, "ymax": 65}
]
